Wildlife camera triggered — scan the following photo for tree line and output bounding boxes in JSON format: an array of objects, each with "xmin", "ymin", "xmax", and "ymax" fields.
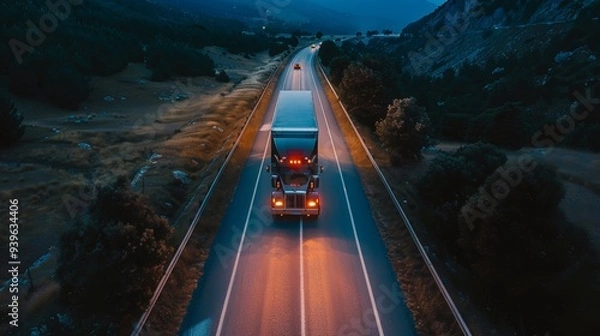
[{"xmin": 0, "ymin": 0, "xmax": 284, "ymax": 112}]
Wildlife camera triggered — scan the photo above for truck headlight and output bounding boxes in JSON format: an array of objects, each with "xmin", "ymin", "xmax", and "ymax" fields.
[
  {"xmin": 308, "ymin": 200, "xmax": 318, "ymax": 207},
  {"xmin": 272, "ymin": 197, "xmax": 283, "ymax": 207}
]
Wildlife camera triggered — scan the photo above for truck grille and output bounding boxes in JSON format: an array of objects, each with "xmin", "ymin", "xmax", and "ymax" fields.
[{"xmin": 286, "ymin": 194, "xmax": 306, "ymax": 208}]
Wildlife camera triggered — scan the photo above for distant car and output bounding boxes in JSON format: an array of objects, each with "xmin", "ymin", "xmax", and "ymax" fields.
[
  {"xmin": 311, "ymin": 44, "xmax": 316, "ymax": 49},
  {"xmin": 294, "ymin": 63, "xmax": 301, "ymax": 70}
]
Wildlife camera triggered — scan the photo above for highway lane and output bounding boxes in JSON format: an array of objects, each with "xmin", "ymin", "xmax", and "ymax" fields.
[{"xmin": 179, "ymin": 46, "xmax": 416, "ymax": 336}]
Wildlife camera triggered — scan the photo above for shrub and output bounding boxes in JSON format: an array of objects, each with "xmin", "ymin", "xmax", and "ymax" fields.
[
  {"xmin": 467, "ymin": 103, "xmax": 527, "ymax": 149},
  {"xmin": 146, "ymin": 38, "xmax": 215, "ymax": 79},
  {"xmin": 8, "ymin": 56, "xmax": 45, "ymax": 96},
  {"xmin": 216, "ymin": 70, "xmax": 230, "ymax": 83},
  {"xmin": 57, "ymin": 178, "xmax": 173, "ymax": 320},
  {"xmin": 318, "ymin": 40, "xmax": 340, "ymax": 66},
  {"xmin": 457, "ymin": 161, "xmax": 578, "ymax": 333},
  {"xmin": 375, "ymin": 97, "xmax": 431, "ymax": 163},
  {"xmin": 328, "ymin": 55, "xmax": 351, "ymax": 86},
  {"xmin": 564, "ymin": 124, "xmax": 600, "ymax": 152},
  {"xmin": 0, "ymin": 90, "xmax": 25, "ymax": 147},
  {"xmin": 417, "ymin": 143, "xmax": 507, "ymax": 246},
  {"xmin": 43, "ymin": 66, "xmax": 90, "ymax": 110},
  {"xmin": 268, "ymin": 42, "xmax": 288, "ymax": 56},
  {"xmin": 339, "ymin": 63, "xmax": 385, "ymax": 126}
]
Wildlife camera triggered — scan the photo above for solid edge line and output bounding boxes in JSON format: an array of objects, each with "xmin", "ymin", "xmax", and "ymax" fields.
[
  {"xmin": 316, "ymin": 59, "xmax": 472, "ymax": 336},
  {"xmin": 309, "ymin": 52, "xmax": 385, "ymax": 336},
  {"xmin": 131, "ymin": 53, "xmax": 288, "ymax": 336},
  {"xmin": 300, "ymin": 218, "xmax": 306, "ymax": 336},
  {"xmin": 215, "ymin": 132, "xmax": 271, "ymax": 336}
]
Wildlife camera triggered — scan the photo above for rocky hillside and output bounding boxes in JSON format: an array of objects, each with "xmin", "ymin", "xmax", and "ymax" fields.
[
  {"xmin": 406, "ymin": 0, "xmax": 593, "ymax": 33},
  {"xmin": 385, "ymin": 0, "xmax": 600, "ymax": 76}
]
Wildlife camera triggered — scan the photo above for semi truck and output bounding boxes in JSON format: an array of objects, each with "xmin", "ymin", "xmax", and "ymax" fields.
[{"xmin": 266, "ymin": 90, "xmax": 322, "ymax": 216}]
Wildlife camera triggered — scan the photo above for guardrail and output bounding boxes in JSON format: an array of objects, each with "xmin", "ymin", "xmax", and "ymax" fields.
[
  {"xmin": 130, "ymin": 54, "xmax": 289, "ymax": 336},
  {"xmin": 316, "ymin": 62, "xmax": 473, "ymax": 336}
]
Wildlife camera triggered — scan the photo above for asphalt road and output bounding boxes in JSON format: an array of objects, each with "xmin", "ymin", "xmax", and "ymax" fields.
[{"xmin": 179, "ymin": 46, "xmax": 417, "ymax": 336}]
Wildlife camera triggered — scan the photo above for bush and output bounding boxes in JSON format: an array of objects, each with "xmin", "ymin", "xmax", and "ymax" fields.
[
  {"xmin": 457, "ymin": 161, "xmax": 580, "ymax": 333},
  {"xmin": 318, "ymin": 40, "xmax": 340, "ymax": 66},
  {"xmin": 339, "ymin": 63, "xmax": 385, "ymax": 126},
  {"xmin": 146, "ymin": 38, "xmax": 215, "ymax": 79},
  {"xmin": 467, "ymin": 103, "xmax": 527, "ymax": 149},
  {"xmin": 57, "ymin": 178, "xmax": 173, "ymax": 321},
  {"xmin": 375, "ymin": 97, "xmax": 431, "ymax": 163},
  {"xmin": 417, "ymin": 143, "xmax": 507, "ymax": 246},
  {"xmin": 0, "ymin": 90, "xmax": 25, "ymax": 147},
  {"xmin": 268, "ymin": 42, "xmax": 288, "ymax": 56},
  {"xmin": 8, "ymin": 56, "xmax": 45, "ymax": 96},
  {"xmin": 563, "ymin": 124, "xmax": 600, "ymax": 152},
  {"xmin": 328, "ymin": 55, "xmax": 351, "ymax": 86},
  {"xmin": 43, "ymin": 66, "xmax": 90, "ymax": 110},
  {"xmin": 216, "ymin": 70, "xmax": 230, "ymax": 83}
]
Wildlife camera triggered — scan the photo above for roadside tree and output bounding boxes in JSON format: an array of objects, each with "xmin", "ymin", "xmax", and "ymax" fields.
[{"xmin": 375, "ymin": 97, "xmax": 430, "ymax": 163}]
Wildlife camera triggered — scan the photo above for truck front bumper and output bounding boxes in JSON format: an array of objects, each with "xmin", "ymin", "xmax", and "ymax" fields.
[{"xmin": 272, "ymin": 208, "xmax": 319, "ymax": 216}]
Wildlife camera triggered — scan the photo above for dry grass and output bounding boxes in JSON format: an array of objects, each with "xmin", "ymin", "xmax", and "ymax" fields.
[{"xmin": 316, "ymin": 68, "xmax": 462, "ymax": 336}]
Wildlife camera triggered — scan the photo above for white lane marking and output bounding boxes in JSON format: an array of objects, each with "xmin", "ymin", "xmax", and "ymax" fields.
[
  {"xmin": 215, "ymin": 109, "xmax": 272, "ymax": 336},
  {"xmin": 300, "ymin": 218, "xmax": 306, "ymax": 336},
  {"xmin": 308, "ymin": 52, "xmax": 385, "ymax": 336}
]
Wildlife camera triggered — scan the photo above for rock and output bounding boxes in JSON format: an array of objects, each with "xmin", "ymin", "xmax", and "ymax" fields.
[
  {"xmin": 172, "ymin": 170, "xmax": 190, "ymax": 185},
  {"xmin": 68, "ymin": 115, "xmax": 76, "ymax": 120},
  {"xmin": 52, "ymin": 128, "xmax": 60, "ymax": 134},
  {"xmin": 149, "ymin": 153, "xmax": 163, "ymax": 163},
  {"xmin": 175, "ymin": 94, "xmax": 188, "ymax": 101},
  {"xmin": 212, "ymin": 125, "xmax": 224, "ymax": 132},
  {"xmin": 103, "ymin": 95, "xmax": 115, "ymax": 102},
  {"xmin": 492, "ymin": 66, "xmax": 504, "ymax": 74},
  {"xmin": 554, "ymin": 51, "xmax": 572, "ymax": 63},
  {"xmin": 120, "ymin": 96, "xmax": 127, "ymax": 101},
  {"xmin": 589, "ymin": 54, "xmax": 597, "ymax": 61},
  {"xmin": 78, "ymin": 143, "xmax": 92, "ymax": 150},
  {"xmin": 56, "ymin": 313, "xmax": 72, "ymax": 326}
]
